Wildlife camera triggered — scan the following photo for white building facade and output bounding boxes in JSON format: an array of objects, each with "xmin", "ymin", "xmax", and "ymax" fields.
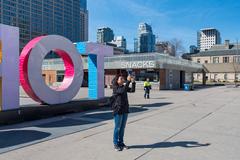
[
  {"xmin": 198, "ymin": 28, "xmax": 221, "ymax": 51},
  {"xmin": 111, "ymin": 36, "xmax": 127, "ymax": 50}
]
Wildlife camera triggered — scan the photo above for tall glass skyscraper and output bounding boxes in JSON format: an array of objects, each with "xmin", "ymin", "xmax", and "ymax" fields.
[
  {"xmin": 0, "ymin": 0, "xmax": 88, "ymax": 50},
  {"xmin": 80, "ymin": 0, "xmax": 88, "ymax": 42},
  {"xmin": 135, "ymin": 23, "xmax": 156, "ymax": 53}
]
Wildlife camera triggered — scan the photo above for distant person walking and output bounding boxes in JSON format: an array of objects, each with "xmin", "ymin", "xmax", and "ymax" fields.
[
  {"xmin": 111, "ymin": 74, "xmax": 136, "ymax": 151},
  {"xmin": 144, "ymin": 78, "xmax": 151, "ymax": 99}
]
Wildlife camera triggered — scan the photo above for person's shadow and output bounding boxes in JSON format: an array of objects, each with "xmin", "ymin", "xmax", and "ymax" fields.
[{"xmin": 130, "ymin": 141, "xmax": 211, "ymax": 149}]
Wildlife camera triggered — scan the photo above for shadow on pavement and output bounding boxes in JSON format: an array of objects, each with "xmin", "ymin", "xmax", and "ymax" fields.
[
  {"xmin": 0, "ymin": 130, "xmax": 51, "ymax": 149},
  {"xmin": 148, "ymin": 97, "xmax": 167, "ymax": 100},
  {"xmin": 35, "ymin": 118, "xmax": 98, "ymax": 128},
  {"xmin": 35, "ymin": 107, "xmax": 149, "ymax": 128},
  {"xmin": 80, "ymin": 107, "xmax": 149, "ymax": 121},
  {"xmin": 136, "ymin": 102, "xmax": 172, "ymax": 108},
  {"xmin": 130, "ymin": 141, "xmax": 211, "ymax": 149},
  {"xmin": 34, "ymin": 102, "xmax": 173, "ymax": 128},
  {"xmin": 1, "ymin": 102, "xmax": 172, "ymax": 130},
  {"xmin": 193, "ymin": 84, "xmax": 224, "ymax": 91},
  {"xmin": 0, "ymin": 102, "xmax": 174, "ymax": 152}
]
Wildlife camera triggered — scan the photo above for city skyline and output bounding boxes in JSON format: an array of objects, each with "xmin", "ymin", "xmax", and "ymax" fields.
[{"xmin": 88, "ymin": 0, "xmax": 240, "ymax": 52}]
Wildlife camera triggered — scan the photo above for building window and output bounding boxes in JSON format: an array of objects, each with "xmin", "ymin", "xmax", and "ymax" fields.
[
  {"xmin": 213, "ymin": 57, "xmax": 219, "ymax": 63},
  {"xmin": 42, "ymin": 74, "xmax": 46, "ymax": 81},
  {"xmin": 235, "ymin": 74, "xmax": 240, "ymax": 81},
  {"xmin": 197, "ymin": 74, "xmax": 200, "ymax": 80},
  {"xmin": 57, "ymin": 71, "xmax": 65, "ymax": 82},
  {"xmin": 224, "ymin": 74, "xmax": 228, "ymax": 80},
  {"xmin": 205, "ymin": 60, "xmax": 208, "ymax": 63},
  {"xmin": 214, "ymin": 74, "xmax": 218, "ymax": 82},
  {"xmin": 223, "ymin": 57, "xmax": 229, "ymax": 63},
  {"xmin": 233, "ymin": 56, "xmax": 240, "ymax": 63},
  {"xmin": 135, "ymin": 70, "xmax": 159, "ymax": 82}
]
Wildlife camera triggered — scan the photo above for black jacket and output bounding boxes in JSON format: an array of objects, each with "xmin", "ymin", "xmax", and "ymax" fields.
[{"xmin": 111, "ymin": 80, "xmax": 136, "ymax": 115}]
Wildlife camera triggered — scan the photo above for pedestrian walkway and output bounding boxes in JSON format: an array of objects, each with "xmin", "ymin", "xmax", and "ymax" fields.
[{"xmin": 0, "ymin": 86, "xmax": 240, "ymax": 160}]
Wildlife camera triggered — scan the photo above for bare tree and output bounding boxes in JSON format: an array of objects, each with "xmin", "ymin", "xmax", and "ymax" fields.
[{"xmin": 170, "ymin": 38, "xmax": 186, "ymax": 57}]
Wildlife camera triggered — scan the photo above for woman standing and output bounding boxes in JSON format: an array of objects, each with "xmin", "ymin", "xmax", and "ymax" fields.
[{"xmin": 111, "ymin": 74, "xmax": 136, "ymax": 151}]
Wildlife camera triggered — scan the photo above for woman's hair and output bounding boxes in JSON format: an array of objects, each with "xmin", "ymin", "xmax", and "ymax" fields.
[{"xmin": 112, "ymin": 74, "xmax": 123, "ymax": 86}]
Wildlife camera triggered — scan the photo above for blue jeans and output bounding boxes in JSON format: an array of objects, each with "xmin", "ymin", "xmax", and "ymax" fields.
[
  {"xmin": 113, "ymin": 113, "xmax": 128, "ymax": 145},
  {"xmin": 144, "ymin": 90, "xmax": 150, "ymax": 99}
]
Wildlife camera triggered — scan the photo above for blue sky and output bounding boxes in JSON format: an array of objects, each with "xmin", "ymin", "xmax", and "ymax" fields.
[{"xmin": 88, "ymin": 0, "xmax": 240, "ymax": 52}]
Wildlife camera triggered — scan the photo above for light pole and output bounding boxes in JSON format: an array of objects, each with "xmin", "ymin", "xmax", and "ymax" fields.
[{"xmin": 233, "ymin": 38, "xmax": 239, "ymax": 87}]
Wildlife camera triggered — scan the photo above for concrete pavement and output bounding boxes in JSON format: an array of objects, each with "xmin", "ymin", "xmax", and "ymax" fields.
[{"xmin": 0, "ymin": 86, "xmax": 240, "ymax": 160}]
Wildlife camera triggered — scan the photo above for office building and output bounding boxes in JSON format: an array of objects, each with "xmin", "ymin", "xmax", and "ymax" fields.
[
  {"xmin": 135, "ymin": 23, "xmax": 156, "ymax": 53},
  {"xmin": 97, "ymin": 27, "xmax": 114, "ymax": 43},
  {"xmin": 111, "ymin": 36, "xmax": 127, "ymax": 50},
  {"xmin": 134, "ymin": 38, "xmax": 138, "ymax": 53},
  {"xmin": 198, "ymin": 28, "xmax": 221, "ymax": 51},
  {"xmin": 105, "ymin": 42, "xmax": 125, "ymax": 55},
  {"xmin": 155, "ymin": 41, "xmax": 176, "ymax": 56},
  {"xmin": 189, "ymin": 45, "xmax": 199, "ymax": 54},
  {"xmin": 80, "ymin": 0, "xmax": 89, "ymax": 41},
  {"xmin": 0, "ymin": 0, "xmax": 88, "ymax": 50}
]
